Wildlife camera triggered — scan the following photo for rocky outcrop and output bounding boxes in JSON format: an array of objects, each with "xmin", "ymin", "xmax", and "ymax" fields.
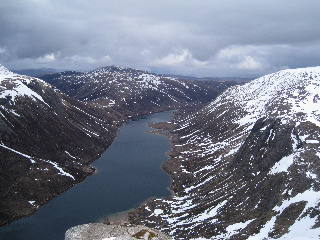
[{"xmin": 65, "ymin": 224, "xmax": 172, "ymax": 240}]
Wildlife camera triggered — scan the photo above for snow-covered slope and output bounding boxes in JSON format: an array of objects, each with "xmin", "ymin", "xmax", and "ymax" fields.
[
  {"xmin": 0, "ymin": 64, "xmax": 118, "ymax": 225},
  {"xmin": 0, "ymin": 64, "xmax": 47, "ymax": 104},
  {"xmin": 129, "ymin": 67, "xmax": 320, "ymax": 239}
]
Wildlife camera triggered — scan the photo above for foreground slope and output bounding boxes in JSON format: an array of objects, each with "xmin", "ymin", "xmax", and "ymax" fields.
[
  {"xmin": 0, "ymin": 65, "xmax": 119, "ymax": 225},
  {"xmin": 128, "ymin": 67, "xmax": 320, "ymax": 239},
  {"xmin": 41, "ymin": 66, "xmax": 227, "ymax": 115}
]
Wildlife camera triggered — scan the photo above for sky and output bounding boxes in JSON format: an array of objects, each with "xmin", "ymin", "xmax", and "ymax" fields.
[{"xmin": 0, "ymin": 0, "xmax": 319, "ymax": 77}]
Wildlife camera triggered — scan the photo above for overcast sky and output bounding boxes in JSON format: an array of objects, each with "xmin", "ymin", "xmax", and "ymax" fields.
[{"xmin": 1, "ymin": 0, "xmax": 319, "ymax": 77}]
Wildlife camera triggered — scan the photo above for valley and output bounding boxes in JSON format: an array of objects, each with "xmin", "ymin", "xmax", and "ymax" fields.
[
  {"xmin": 1, "ymin": 1, "xmax": 319, "ymax": 239},
  {"xmin": 1, "ymin": 64, "xmax": 320, "ymax": 239},
  {"xmin": 0, "ymin": 64, "xmax": 233, "ymax": 227}
]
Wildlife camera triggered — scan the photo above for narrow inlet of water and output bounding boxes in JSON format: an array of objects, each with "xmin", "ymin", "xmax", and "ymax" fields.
[{"xmin": 0, "ymin": 111, "xmax": 173, "ymax": 240}]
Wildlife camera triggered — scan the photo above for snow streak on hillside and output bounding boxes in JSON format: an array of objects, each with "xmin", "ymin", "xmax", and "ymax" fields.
[{"xmin": 130, "ymin": 67, "xmax": 320, "ymax": 239}]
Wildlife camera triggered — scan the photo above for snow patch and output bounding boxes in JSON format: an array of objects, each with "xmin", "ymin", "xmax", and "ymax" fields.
[
  {"xmin": 65, "ymin": 151, "xmax": 77, "ymax": 159},
  {"xmin": 0, "ymin": 143, "xmax": 36, "ymax": 163},
  {"xmin": 269, "ymin": 153, "xmax": 296, "ymax": 174},
  {"xmin": 28, "ymin": 201, "xmax": 36, "ymax": 206},
  {"xmin": 153, "ymin": 209, "xmax": 164, "ymax": 216},
  {"xmin": 226, "ymin": 219, "xmax": 255, "ymax": 235},
  {"xmin": 192, "ymin": 200, "xmax": 227, "ymax": 223},
  {"xmin": 46, "ymin": 160, "xmax": 75, "ymax": 180}
]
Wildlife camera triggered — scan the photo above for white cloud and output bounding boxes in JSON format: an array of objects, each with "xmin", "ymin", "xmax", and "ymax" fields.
[
  {"xmin": 214, "ymin": 45, "xmax": 267, "ymax": 72},
  {"xmin": 102, "ymin": 55, "xmax": 112, "ymax": 62},
  {"xmin": 44, "ymin": 53, "xmax": 55, "ymax": 61},
  {"xmin": 217, "ymin": 45, "xmax": 264, "ymax": 61},
  {"xmin": 35, "ymin": 52, "xmax": 59, "ymax": 63},
  {"xmin": 153, "ymin": 49, "xmax": 207, "ymax": 67},
  {"xmin": 236, "ymin": 56, "xmax": 263, "ymax": 70},
  {"xmin": 66, "ymin": 55, "xmax": 96, "ymax": 64}
]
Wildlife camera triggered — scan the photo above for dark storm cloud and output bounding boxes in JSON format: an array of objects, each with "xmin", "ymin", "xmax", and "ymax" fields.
[{"xmin": 1, "ymin": 0, "xmax": 319, "ymax": 77}]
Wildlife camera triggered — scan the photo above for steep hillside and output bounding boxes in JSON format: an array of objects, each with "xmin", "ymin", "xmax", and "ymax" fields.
[
  {"xmin": 128, "ymin": 67, "xmax": 320, "ymax": 239},
  {"xmin": 41, "ymin": 66, "xmax": 228, "ymax": 116},
  {"xmin": 0, "ymin": 65, "xmax": 120, "ymax": 225}
]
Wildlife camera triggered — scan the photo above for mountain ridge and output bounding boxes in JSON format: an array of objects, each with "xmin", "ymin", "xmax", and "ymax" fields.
[
  {"xmin": 12, "ymin": 68, "xmax": 69, "ymax": 77},
  {"xmin": 39, "ymin": 65, "xmax": 230, "ymax": 116}
]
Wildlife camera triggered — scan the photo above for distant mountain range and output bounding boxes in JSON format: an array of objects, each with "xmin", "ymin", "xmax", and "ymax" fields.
[
  {"xmin": 162, "ymin": 73, "xmax": 252, "ymax": 82},
  {"xmin": 12, "ymin": 67, "xmax": 252, "ymax": 82},
  {"xmin": 12, "ymin": 68, "xmax": 68, "ymax": 77},
  {"xmin": 128, "ymin": 67, "xmax": 320, "ymax": 239}
]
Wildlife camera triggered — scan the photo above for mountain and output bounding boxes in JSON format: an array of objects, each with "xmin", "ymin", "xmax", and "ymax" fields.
[
  {"xmin": 0, "ymin": 65, "xmax": 120, "ymax": 225},
  {"xmin": 128, "ymin": 67, "xmax": 320, "ymax": 239},
  {"xmin": 40, "ymin": 66, "xmax": 230, "ymax": 116},
  {"xmin": 162, "ymin": 73, "xmax": 252, "ymax": 83}
]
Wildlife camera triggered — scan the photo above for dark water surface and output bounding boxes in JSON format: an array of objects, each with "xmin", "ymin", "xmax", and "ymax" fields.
[{"xmin": 0, "ymin": 111, "xmax": 173, "ymax": 240}]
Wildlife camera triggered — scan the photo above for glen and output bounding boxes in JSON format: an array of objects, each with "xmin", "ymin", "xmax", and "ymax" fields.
[{"xmin": 0, "ymin": 64, "xmax": 231, "ymax": 226}]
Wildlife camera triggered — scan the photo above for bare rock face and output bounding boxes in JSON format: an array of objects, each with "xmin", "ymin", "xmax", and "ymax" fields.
[{"xmin": 65, "ymin": 224, "xmax": 172, "ymax": 240}]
